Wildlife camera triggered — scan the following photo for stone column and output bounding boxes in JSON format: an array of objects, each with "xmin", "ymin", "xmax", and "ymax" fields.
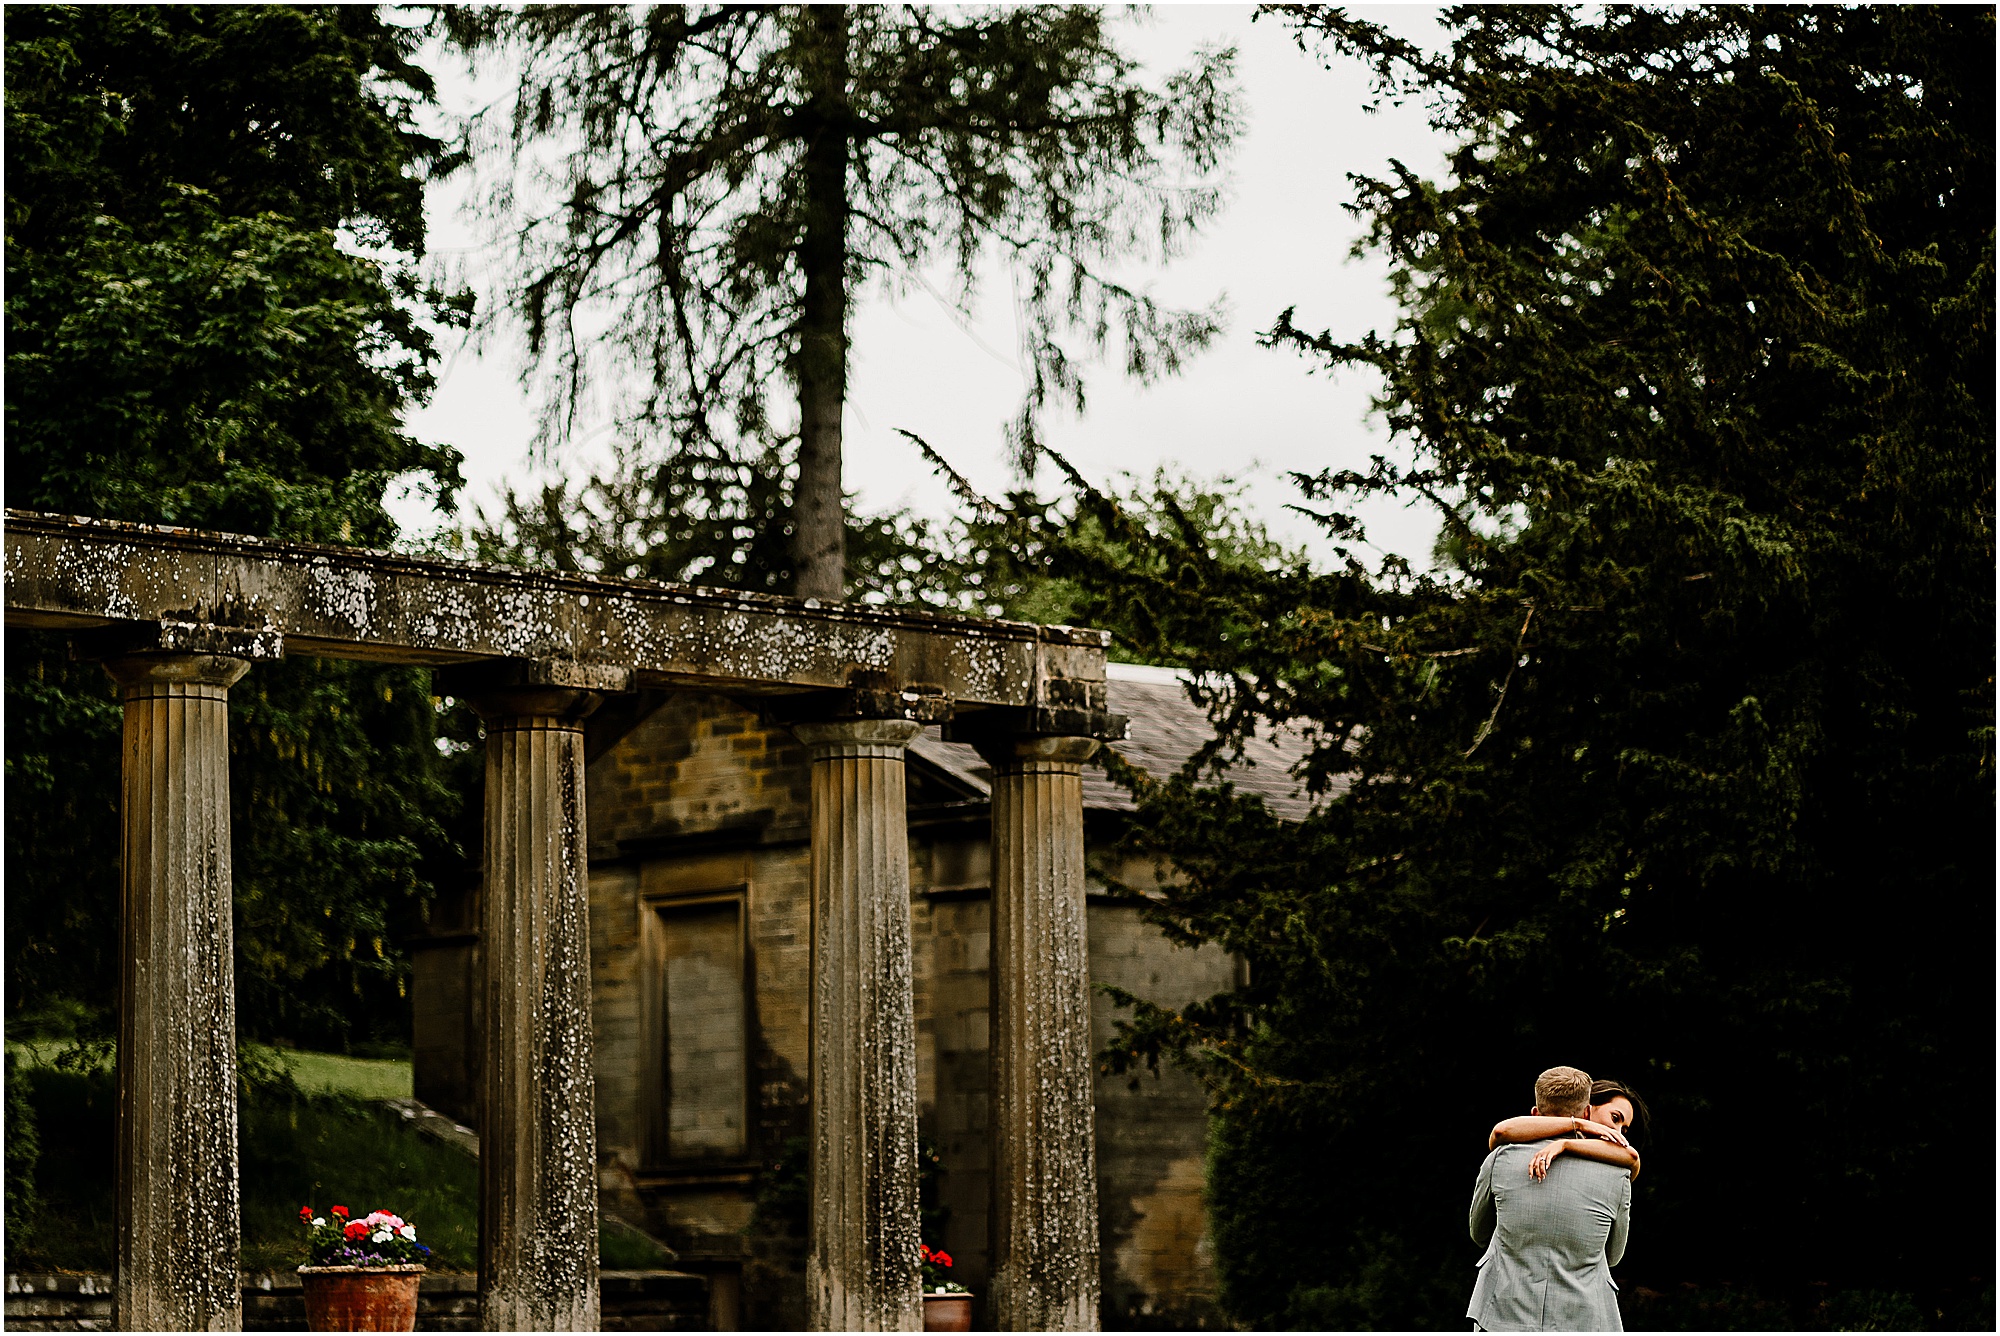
[
  {"xmin": 793, "ymin": 718, "xmax": 926, "ymax": 1332},
  {"xmin": 104, "ymin": 652, "xmax": 251, "ymax": 1333},
  {"xmin": 470, "ymin": 685, "xmax": 603, "ymax": 1332},
  {"xmin": 979, "ymin": 733, "xmax": 1103, "ymax": 1332}
]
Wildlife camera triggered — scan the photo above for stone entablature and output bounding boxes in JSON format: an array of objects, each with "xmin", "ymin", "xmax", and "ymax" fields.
[{"xmin": 4, "ymin": 510, "xmax": 1115, "ymax": 723}]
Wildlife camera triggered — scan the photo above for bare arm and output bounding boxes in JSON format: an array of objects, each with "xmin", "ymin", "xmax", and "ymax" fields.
[
  {"xmin": 1488, "ymin": 1115, "xmax": 1632, "ymax": 1152},
  {"xmin": 1525, "ymin": 1135, "xmax": 1641, "ymax": 1182}
]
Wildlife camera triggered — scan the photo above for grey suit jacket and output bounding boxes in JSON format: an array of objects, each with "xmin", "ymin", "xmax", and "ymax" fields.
[{"xmin": 1467, "ymin": 1140, "xmax": 1631, "ymax": 1332}]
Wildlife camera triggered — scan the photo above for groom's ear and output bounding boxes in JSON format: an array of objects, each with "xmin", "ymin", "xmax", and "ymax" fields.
[{"xmin": 1530, "ymin": 1106, "xmax": 1541, "ymax": 1116}]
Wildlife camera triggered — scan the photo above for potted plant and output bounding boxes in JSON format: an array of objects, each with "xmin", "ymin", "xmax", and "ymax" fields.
[
  {"xmin": 920, "ymin": 1244, "xmax": 972, "ymax": 1332},
  {"xmin": 296, "ymin": 1204, "xmax": 431, "ymax": 1332}
]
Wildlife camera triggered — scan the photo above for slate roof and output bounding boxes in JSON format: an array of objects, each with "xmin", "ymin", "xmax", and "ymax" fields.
[{"xmin": 909, "ymin": 662, "xmax": 1330, "ymax": 820}]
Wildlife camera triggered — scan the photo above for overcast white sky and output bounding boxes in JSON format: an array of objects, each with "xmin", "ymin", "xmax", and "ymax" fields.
[{"xmin": 397, "ymin": 4, "xmax": 1456, "ymax": 568}]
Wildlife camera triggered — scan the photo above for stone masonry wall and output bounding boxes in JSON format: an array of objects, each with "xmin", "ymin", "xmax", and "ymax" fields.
[
  {"xmin": 586, "ymin": 694, "xmax": 812, "ymax": 862},
  {"xmin": 1086, "ymin": 862, "xmax": 1238, "ymax": 1331},
  {"xmin": 585, "ymin": 695, "xmax": 814, "ymax": 1253}
]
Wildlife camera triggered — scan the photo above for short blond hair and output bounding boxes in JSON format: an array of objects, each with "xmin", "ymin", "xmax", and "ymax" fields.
[{"xmin": 1533, "ymin": 1066, "xmax": 1593, "ymax": 1117}]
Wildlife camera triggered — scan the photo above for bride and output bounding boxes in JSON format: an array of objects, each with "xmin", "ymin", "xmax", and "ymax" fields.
[{"xmin": 1488, "ymin": 1078, "xmax": 1650, "ymax": 1181}]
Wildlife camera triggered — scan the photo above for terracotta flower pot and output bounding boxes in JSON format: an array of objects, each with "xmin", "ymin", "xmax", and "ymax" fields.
[
  {"xmin": 299, "ymin": 1264, "xmax": 425, "ymax": 1332},
  {"xmin": 923, "ymin": 1291, "xmax": 974, "ymax": 1332}
]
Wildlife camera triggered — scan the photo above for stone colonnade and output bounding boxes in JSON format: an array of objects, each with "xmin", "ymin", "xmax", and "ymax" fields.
[{"xmin": 93, "ymin": 648, "xmax": 1111, "ymax": 1333}]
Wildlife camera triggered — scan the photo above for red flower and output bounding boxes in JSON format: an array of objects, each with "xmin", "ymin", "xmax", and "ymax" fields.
[
  {"xmin": 344, "ymin": 1221, "xmax": 370, "ymax": 1241},
  {"xmin": 331, "ymin": 1205, "xmax": 348, "ymax": 1218},
  {"xmin": 919, "ymin": 1245, "xmax": 931, "ymax": 1260},
  {"xmin": 932, "ymin": 1251, "xmax": 953, "ymax": 1269},
  {"xmin": 298, "ymin": 1206, "xmax": 313, "ymax": 1222}
]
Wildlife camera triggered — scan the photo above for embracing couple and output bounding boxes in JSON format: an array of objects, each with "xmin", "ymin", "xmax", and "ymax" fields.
[{"xmin": 1468, "ymin": 1065, "xmax": 1649, "ymax": 1332}]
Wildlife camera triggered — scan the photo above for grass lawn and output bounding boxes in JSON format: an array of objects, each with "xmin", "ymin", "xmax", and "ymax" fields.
[
  {"xmin": 5, "ymin": 1043, "xmax": 669, "ymax": 1274},
  {"xmin": 6, "ymin": 1041, "xmax": 412, "ymax": 1100},
  {"xmin": 263, "ymin": 1047, "xmax": 413, "ymax": 1103}
]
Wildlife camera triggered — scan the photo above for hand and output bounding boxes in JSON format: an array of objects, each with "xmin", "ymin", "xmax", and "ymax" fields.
[
  {"xmin": 1575, "ymin": 1118, "xmax": 1631, "ymax": 1149},
  {"xmin": 1529, "ymin": 1141, "xmax": 1567, "ymax": 1180}
]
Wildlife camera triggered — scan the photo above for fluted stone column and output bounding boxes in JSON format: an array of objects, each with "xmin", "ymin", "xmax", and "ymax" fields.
[
  {"xmin": 794, "ymin": 718, "xmax": 926, "ymax": 1332},
  {"xmin": 980, "ymin": 733, "xmax": 1103, "ymax": 1332},
  {"xmin": 104, "ymin": 652, "xmax": 251, "ymax": 1333},
  {"xmin": 471, "ymin": 686, "xmax": 602, "ymax": 1332}
]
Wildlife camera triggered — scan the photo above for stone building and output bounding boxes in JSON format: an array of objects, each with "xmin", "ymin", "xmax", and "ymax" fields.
[{"xmin": 412, "ymin": 663, "xmax": 1312, "ymax": 1329}]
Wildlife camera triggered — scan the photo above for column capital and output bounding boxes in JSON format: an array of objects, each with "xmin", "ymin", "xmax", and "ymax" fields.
[
  {"xmin": 439, "ymin": 658, "xmax": 632, "ymax": 726},
  {"xmin": 941, "ymin": 704, "xmax": 1125, "ymax": 760},
  {"xmin": 101, "ymin": 651, "xmax": 252, "ymax": 692},
  {"xmin": 972, "ymin": 732, "xmax": 1101, "ymax": 770},
  {"xmin": 789, "ymin": 716, "xmax": 923, "ymax": 757},
  {"xmin": 765, "ymin": 673, "xmax": 953, "ymax": 731},
  {"xmin": 465, "ymin": 686, "xmax": 603, "ymax": 728}
]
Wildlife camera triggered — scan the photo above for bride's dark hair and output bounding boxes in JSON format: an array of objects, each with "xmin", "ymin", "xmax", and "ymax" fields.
[{"xmin": 1589, "ymin": 1079, "xmax": 1651, "ymax": 1149}]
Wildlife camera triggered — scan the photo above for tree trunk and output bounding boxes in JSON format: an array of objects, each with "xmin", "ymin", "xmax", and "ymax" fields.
[{"xmin": 793, "ymin": 5, "xmax": 850, "ymax": 602}]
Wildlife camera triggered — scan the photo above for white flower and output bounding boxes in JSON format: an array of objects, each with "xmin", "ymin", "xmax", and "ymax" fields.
[
  {"xmin": 313, "ymin": 1218, "xmax": 326, "ymax": 1228},
  {"xmin": 371, "ymin": 1229, "xmax": 392, "ymax": 1244},
  {"xmin": 399, "ymin": 1224, "xmax": 417, "ymax": 1241}
]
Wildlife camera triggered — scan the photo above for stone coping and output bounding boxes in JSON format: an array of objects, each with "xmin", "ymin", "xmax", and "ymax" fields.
[{"xmin": 3, "ymin": 510, "xmax": 1113, "ymax": 711}]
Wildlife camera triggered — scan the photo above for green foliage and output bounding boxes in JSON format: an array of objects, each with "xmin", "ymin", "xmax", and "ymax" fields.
[
  {"xmin": 3, "ymin": 1061, "xmax": 115, "ymax": 1272},
  {"xmin": 915, "ymin": 1135, "xmax": 947, "ymax": 1247},
  {"xmin": 1067, "ymin": 5, "xmax": 1992, "ymax": 1328},
  {"xmin": 598, "ymin": 1218, "xmax": 675, "ymax": 1271},
  {"xmin": 474, "ymin": 428, "xmax": 1302, "ymax": 661},
  {"xmin": 743, "ymin": 1133, "xmax": 812, "ymax": 1329},
  {"xmin": 4, "ymin": 1050, "xmax": 40, "ymax": 1249},
  {"xmin": 2, "ymin": 1053, "xmax": 478, "ymax": 1274},
  {"xmin": 3, "ymin": 5, "xmax": 474, "ymax": 1049},
  {"xmin": 1615, "ymin": 1281, "xmax": 1928, "ymax": 1332},
  {"xmin": 4, "ymin": 3, "xmax": 466, "ymax": 538},
  {"xmin": 749, "ymin": 1134, "xmax": 811, "ymax": 1241},
  {"xmin": 914, "ymin": 454, "xmax": 1310, "ymax": 659},
  {"xmin": 228, "ymin": 657, "xmax": 465, "ymax": 1046},
  {"xmin": 2, "ymin": 641, "xmax": 124, "ymax": 1021},
  {"xmin": 5, "ymin": 636, "xmax": 469, "ymax": 1050},
  {"xmin": 6, "ymin": 1046, "xmax": 665, "ymax": 1275},
  {"xmin": 446, "ymin": 3, "xmax": 1240, "ymax": 594},
  {"xmin": 472, "ymin": 431, "xmax": 976, "ymax": 604}
]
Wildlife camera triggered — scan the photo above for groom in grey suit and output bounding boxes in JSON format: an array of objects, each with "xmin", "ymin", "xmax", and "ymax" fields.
[{"xmin": 1467, "ymin": 1066, "xmax": 1631, "ymax": 1332}]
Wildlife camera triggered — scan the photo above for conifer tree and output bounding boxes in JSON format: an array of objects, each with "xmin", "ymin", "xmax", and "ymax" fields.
[
  {"xmin": 446, "ymin": 5, "xmax": 1240, "ymax": 597},
  {"xmin": 1059, "ymin": 5, "xmax": 1993, "ymax": 1326}
]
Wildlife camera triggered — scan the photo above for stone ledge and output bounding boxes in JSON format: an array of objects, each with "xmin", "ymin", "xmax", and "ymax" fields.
[
  {"xmin": 4, "ymin": 510, "xmax": 1112, "ymax": 710},
  {"xmin": 382, "ymin": 1095, "xmax": 481, "ymax": 1159}
]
